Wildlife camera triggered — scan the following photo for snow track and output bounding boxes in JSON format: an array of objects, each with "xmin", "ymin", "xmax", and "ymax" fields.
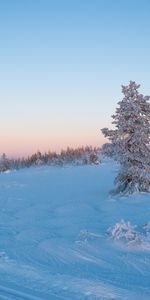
[
  {"xmin": 0, "ymin": 285, "xmax": 69, "ymax": 300},
  {"xmin": 0, "ymin": 285, "xmax": 43, "ymax": 300}
]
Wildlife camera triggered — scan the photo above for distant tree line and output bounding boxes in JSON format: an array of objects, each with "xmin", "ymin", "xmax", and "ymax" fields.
[{"xmin": 0, "ymin": 146, "xmax": 100, "ymax": 172}]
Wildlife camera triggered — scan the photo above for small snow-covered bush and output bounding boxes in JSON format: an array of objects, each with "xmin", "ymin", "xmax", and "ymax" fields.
[{"xmin": 107, "ymin": 219, "xmax": 143, "ymax": 246}]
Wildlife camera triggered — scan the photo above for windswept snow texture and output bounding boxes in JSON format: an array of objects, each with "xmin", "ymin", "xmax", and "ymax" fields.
[{"xmin": 0, "ymin": 161, "xmax": 150, "ymax": 299}]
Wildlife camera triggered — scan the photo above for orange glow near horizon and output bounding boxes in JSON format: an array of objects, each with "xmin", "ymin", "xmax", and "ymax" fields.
[
  {"xmin": 0, "ymin": 132, "xmax": 107, "ymax": 158},
  {"xmin": 0, "ymin": 103, "xmax": 109, "ymax": 158}
]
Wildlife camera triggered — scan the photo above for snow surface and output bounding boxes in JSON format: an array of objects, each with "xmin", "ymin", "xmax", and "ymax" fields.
[{"xmin": 0, "ymin": 160, "xmax": 150, "ymax": 299}]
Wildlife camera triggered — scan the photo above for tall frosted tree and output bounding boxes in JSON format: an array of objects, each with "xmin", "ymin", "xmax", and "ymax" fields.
[{"xmin": 101, "ymin": 81, "xmax": 150, "ymax": 194}]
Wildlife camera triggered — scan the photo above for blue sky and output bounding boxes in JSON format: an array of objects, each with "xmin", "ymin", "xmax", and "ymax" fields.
[{"xmin": 0, "ymin": 0, "xmax": 150, "ymax": 156}]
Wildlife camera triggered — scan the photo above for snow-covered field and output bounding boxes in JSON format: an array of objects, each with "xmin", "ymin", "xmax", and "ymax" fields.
[{"xmin": 0, "ymin": 160, "xmax": 150, "ymax": 299}]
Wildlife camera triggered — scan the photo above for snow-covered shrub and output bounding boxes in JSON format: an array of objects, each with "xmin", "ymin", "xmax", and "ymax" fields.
[{"xmin": 107, "ymin": 220, "xmax": 143, "ymax": 246}]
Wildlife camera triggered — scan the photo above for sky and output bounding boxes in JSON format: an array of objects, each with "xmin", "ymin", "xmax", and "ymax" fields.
[{"xmin": 0, "ymin": 0, "xmax": 150, "ymax": 157}]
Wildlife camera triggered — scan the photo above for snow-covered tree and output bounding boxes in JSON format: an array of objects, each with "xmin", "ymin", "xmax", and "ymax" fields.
[
  {"xmin": 0, "ymin": 153, "xmax": 10, "ymax": 172},
  {"xmin": 101, "ymin": 81, "xmax": 150, "ymax": 194}
]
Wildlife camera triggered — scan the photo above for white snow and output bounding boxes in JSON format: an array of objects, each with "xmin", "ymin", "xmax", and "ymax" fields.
[{"xmin": 0, "ymin": 161, "xmax": 150, "ymax": 299}]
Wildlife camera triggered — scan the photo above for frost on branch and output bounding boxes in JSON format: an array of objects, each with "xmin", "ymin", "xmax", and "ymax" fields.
[{"xmin": 101, "ymin": 81, "xmax": 150, "ymax": 194}]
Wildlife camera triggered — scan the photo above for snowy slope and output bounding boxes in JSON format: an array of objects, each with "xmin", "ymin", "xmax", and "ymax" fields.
[{"xmin": 0, "ymin": 161, "xmax": 150, "ymax": 299}]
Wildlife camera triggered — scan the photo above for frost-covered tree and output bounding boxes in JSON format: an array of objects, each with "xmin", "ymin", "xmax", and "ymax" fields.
[
  {"xmin": 101, "ymin": 81, "xmax": 150, "ymax": 194},
  {"xmin": 0, "ymin": 153, "xmax": 10, "ymax": 172}
]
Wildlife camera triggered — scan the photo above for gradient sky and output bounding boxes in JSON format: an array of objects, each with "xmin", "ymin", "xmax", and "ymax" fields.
[{"xmin": 0, "ymin": 0, "xmax": 150, "ymax": 157}]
